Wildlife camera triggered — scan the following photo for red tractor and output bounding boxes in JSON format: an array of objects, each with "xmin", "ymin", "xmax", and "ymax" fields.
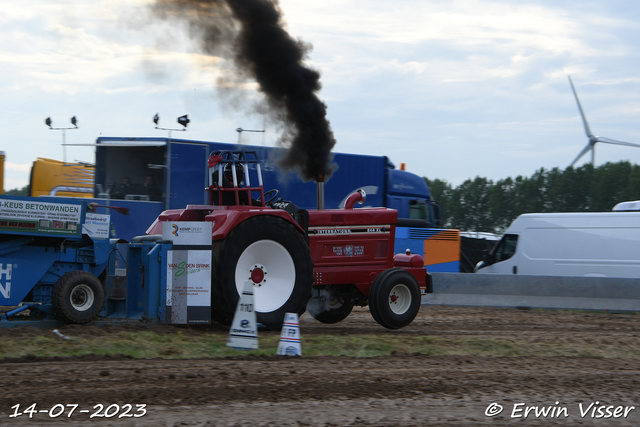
[{"xmin": 146, "ymin": 150, "xmax": 432, "ymax": 330}]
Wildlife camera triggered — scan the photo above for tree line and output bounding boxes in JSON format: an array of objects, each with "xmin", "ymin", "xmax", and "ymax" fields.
[
  {"xmin": 426, "ymin": 161, "xmax": 640, "ymax": 234},
  {"xmin": 4, "ymin": 185, "xmax": 28, "ymax": 196}
]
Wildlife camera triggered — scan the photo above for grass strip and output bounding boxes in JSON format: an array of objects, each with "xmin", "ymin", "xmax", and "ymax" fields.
[{"xmin": 2, "ymin": 332, "xmax": 640, "ymax": 360}]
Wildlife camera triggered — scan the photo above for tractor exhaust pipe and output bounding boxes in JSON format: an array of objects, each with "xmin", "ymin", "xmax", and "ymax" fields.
[{"xmin": 316, "ymin": 174, "xmax": 325, "ymax": 210}]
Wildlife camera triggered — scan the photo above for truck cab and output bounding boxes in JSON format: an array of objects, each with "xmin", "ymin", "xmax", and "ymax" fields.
[{"xmin": 385, "ymin": 168, "xmax": 440, "ymax": 228}]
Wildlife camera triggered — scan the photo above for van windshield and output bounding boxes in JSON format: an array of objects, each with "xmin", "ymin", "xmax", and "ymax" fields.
[{"xmin": 492, "ymin": 234, "xmax": 518, "ymax": 262}]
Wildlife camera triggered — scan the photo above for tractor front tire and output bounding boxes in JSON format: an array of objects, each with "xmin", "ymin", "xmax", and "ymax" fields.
[
  {"xmin": 369, "ymin": 268, "xmax": 421, "ymax": 329},
  {"xmin": 211, "ymin": 216, "xmax": 313, "ymax": 330},
  {"xmin": 52, "ymin": 271, "xmax": 105, "ymax": 324}
]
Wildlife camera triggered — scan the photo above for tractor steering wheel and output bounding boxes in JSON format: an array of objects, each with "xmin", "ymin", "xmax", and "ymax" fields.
[{"xmin": 260, "ymin": 189, "xmax": 280, "ymax": 206}]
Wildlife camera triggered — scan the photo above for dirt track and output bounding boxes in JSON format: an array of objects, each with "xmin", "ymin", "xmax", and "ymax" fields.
[{"xmin": 2, "ymin": 305, "xmax": 640, "ymax": 426}]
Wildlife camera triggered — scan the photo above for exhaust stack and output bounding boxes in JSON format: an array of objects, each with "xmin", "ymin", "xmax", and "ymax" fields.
[{"xmin": 316, "ymin": 174, "xmax": 325, "ymax": 210}]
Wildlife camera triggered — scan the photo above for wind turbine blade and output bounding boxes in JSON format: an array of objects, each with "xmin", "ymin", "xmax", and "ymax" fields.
[
  {"xmin": 568, "ymin": 75, "xmax": 593, "ymax": 137},
  {"xmin": 595, "ymin": 137, "xmax": 640, "ymax": 148},
  {"xmin": 570, "ymin": 142, "xmax": 592, "ymax": 167}
]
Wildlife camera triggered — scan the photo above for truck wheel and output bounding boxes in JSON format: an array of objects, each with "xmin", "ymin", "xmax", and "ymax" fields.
[
  {"xmin": 309, "ymin": 297, "xmax": 354, "ymax": 324},
  {"xmin": 52, "ymin": 271, "xmax": 105, "ymax": 324},
  {"xmin": 211, "ymin": 216, "xmax": 313, "ymax": 330},
  {"xmin": 369, "ymin": 268, "xmax": 420, "ymax": 329}
]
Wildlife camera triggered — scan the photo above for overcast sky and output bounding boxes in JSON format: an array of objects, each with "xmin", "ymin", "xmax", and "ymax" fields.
[{"xmin": 2, "ymin": 0, "xmax": 639, "ymax": 191}]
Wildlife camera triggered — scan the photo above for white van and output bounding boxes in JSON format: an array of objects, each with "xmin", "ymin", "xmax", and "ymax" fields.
[{"xmin": 474, "ymin": 212, "xmax": 640, "ymax": 277}]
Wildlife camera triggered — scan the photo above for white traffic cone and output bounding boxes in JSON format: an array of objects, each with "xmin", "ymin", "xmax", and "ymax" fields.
[
  {"xmin": 277, "ymin": 312, "xmax": 302, "ymax": 356},
  {"xmin": 226, "ymin": 281, "xmax": 259, "ymax": 350}
]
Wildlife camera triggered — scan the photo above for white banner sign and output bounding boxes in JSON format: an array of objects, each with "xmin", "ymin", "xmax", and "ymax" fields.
[
  {"xmin": 162, "ymin": 221, "xmax": 213, "ymax": 246},
  {"xmin": 82, "ymin": 213, "xmax": 111, "ymax": 239},
  {"xmin": 166, "ymin": 250, "xmax": 212, "ymax": 324},
  {"xmin": 0, "ymin": 197, "xmax": 82, "ymax": 236},
  {"xmin": 0, "ymin": 198, "xmax": 81, "ymax": 222}
]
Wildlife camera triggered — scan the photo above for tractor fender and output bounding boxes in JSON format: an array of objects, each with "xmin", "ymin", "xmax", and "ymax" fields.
[
  {"xmin": 145, "ymin": 207, "xmax": 305, "ymax": 241},
  {"xmin": 206, "ymin": 209, "xmax": 304, "ymax": 241}
]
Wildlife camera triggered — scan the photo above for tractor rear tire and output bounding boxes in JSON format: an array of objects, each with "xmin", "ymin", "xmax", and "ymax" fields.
[
  {"xmin": 211, "ymin": 216, "xmax": 313, "ymax": 330},
  {"xmin": 52, "ymin": 271, "xmax": 105, "ymax": 324},
  {"xmin": 369, "ymin": 268, "xmax": 420, "ymax": 329}
]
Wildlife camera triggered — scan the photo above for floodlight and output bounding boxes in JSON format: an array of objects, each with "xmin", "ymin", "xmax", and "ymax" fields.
[
  {"xmin": 177, "ymin": 115, "xmax": 190, "ymax": 128},
  {"xmin": 44, "ymin": 116, "xmax": 78, "ymax": 163}
]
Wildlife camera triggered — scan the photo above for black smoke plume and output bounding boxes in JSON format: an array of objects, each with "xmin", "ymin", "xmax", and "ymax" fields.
[{"xmin": 152, "ymin": 0, "xmax": 336, "ymax": 181}]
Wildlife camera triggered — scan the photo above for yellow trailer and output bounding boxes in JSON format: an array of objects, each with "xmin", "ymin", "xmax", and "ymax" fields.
[{"xmin": 30, "ymin": 157, "xmax": 94, "ymax": 198}]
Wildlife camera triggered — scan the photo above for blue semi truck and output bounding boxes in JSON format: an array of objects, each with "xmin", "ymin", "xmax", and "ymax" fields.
[
  {"xmin": 73, "ymin": 137, "xmax": 460, "ymax": 272},
  {"xmin": 0, "ymin": 152, "xmax": 432, "ymax": 329}
]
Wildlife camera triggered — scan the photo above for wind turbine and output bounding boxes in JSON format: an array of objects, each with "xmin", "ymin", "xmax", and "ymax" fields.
[{"xmin": 568, "ymin": 75, "xmax": 640, "ymax": 167}]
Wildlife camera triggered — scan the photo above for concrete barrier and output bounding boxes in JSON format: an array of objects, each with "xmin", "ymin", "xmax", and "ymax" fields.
[{"xmin": 423, "ymin": 273, "xmax": 640, "ymax": 312}]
